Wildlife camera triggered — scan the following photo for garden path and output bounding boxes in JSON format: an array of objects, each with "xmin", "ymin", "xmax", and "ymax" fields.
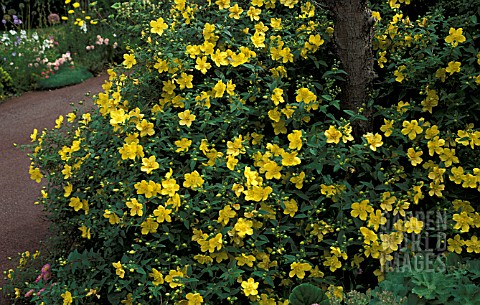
[{"xmin": 0, "ymin": 74, "xmax": 108, "ymax": 304}]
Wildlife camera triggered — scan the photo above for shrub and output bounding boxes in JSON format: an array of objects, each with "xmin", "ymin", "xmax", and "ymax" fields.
[
  {"xmin": 5, "ymin": 0, "xmax": 480, "ymax": 304},
  {"xmin": 0, "ymin": 66, "xmax": 14, "ymax": 100}
]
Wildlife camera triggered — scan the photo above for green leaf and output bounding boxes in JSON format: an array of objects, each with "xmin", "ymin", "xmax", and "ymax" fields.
[{"xmin": 289, "ymin": 283, "xmax": 328, "ymax": 305}]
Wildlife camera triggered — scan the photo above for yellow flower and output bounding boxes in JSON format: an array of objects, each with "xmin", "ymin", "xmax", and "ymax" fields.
[
  {"xmin": 446, "ymin": 61, "xmax": 461, "ymax": 75},
  {"xmin": 404, "ymin": 217, "xmax": 424, "ymax": 234},
  {"xmin": 283, "ymin": 198, "xmax": 298, "ymax": 217},
  {"xmin": 394, "ymin": 65, "xmax": 406, "ymax": 82},
  {"xmin": 396, "ymin": 100, "xmax": 410, "ymax": 114},
  {"xmin": 380, "ymin": 119, "xmax": 394, "ymax": 137},
  {"xmin": 195, "ymin": 56, "xmax": 211, "ymax": 74},
  {"xmin": 161, "ymin": 175, "xmax": 180, "ymax": 197},
  {"xmin": 401, "ymin": 120, "xmax": 423, "ymax": 140},
  {"xmin": 29, "ymin": 166, "xmax": 43, "ymax": 183},
  {"xmin": 453, "ymin": 211, "xmax": 474, "ymax": 232},
  {"xmin": 140, "ymin": 217, "xmax": 159, "ymax": 235},
  {"xmin": 351, "ymin": 199, "xmax": 373, "ymax": 221},
  {"xmin": 150, "ymin": 17, "xmax": 168, "ymax": 35},
  {"xmin": 186, "ymin": 292, "xmax": 204, "ymax": 305},
  {"xmin": 183, "ymin": 170, "xmax": 205, "ymax": 189},
  {"xmin": 178, "ymin": 110, "xmax": 196, "ymax": 127},
  {"xmin": 103, "ymin": 210, "xmax": 120, "ymax": 225},
  {"xmin": 141, "ymin": 156, "xmax": 159, "ymax": 174},
  {"xmin": 55, "ymin": 115, "xmax": 64, "ymax": 128},
  {"xmin": 364, "ymin": 132, "xmax": 383, "ymax": 151},
  {"xmin": 281, "ymin": 151, "xmax": 301, "ymax": 166},
  {"xmin": 229, "ymin": 4, "xmax": 243, "ymax": 19},
  {"xmin": 247, "ymin": 6, "xmax": 262, "ymax": 21},
  {"xmin": 165, "ymin": 269, "xmax": 184, "ymax": 288},
  {"xmin": 212, "ymin": 80, "xmax": 226, "ymax": 97},
  {"xmin": 407, "ymin": 147, "xmax": 423, "ymax": 166},
  {"xmin": 134, "ymin": 180, "xmax": 161, "ymax": 198},
  {"xmin": 435, "ymin": 68, "xmax": 447, "ymax": 82},
  {"xmin": 217, "ymin": 205, "xmax": 236, "ymax": 225},
  {"xmin": 241, "ymin": 278, "xmax": 259, "ymax": 296},
  {"xmin": 289, "ymin": 262, "xmax": 312, "ymax": 279},
  {"xmin": 263, "ymin": 160, "xmax": 282, "ymax": 179},
  {"xmin": 445, "ymin": 27, "xmax": 466, "ymax": 47},
  {"xmin": 447, "ymin": 234, "xmax": 464, "ymax": 254},
  {"xmin": 112, "ymin": 261, "xmax": 125, "ymax": 278},
  {"xmin": 270, "ymin": 17, "xmax": 282, "ymax": 30},
  {"xmin": 368, "ymin": 209, "xmax": 387, "ymax": 231},
  {"xmin": 123, "ymin": 54, "xmax": 137, "ymax": 69},
  {"xmin": 251, "ymin": 31, "xmax": 266, "ymax": 48},
  {"xmin": 427, "ymin": 136, "xmax": 445, "ymax": 156},
  {"xmin": 323, "ymin": 255, "xmax": 342, "ymax": 272},
  {"xmin": 149, "ymin": 268, "xmax": 164, "ymax": 286},
  {"xmin": 79, "ymin": 226, "xmax": 91, "ymax": 239},
  {"xmin": 69, "ymin": 197, "xmax": 83, "ymax": 212},
  {"xmin": 290, "ymin": 171, "xmax": 305, "ymax": 189},
  {"xmin": 296, "ymin": 87, "xmax": 316, "ymax": 103},
  {"xmin": 126, "ymin": 198, "xmax": 143, "ymax": 216},
  {"xmin": 153, "ymin": 205, "xmax": 172, "ymax": 223},
  {"xmin": 439, "ymin": 148, "xmax": 459, "ymax": 167},
  {"xmin": 215, "ymin": 0, "xmax": 231, "ymax": 10},
  {"xmin": 360, "ymin": 227, "xmax": 378, "ymax": 244},
  {"xmin": 236, "ymin": 254, "xmax": 256, "ymax": 267},
  {"xmin": 176, "ymin": 72, "xmax": 194, "ymax": 89},
  {"xmin": 175, "ymin": 138, "xmax": 192, "ymax": 152},
  {"xmin": 288, "ymin": 130, "xmax": 303, "ymax": 150},
  {"xmin": 425, "ymin": 125, "xmax": 439, "ymax": 140},
  {"xmin": 72, "ymin": 2, "xmax": 80, "ymax": 8},
  {"xmin": 428, "ymin": 181, "xmax": 445, "ymax": 197},
  {"xmin": 324, "ymin": 125, "xmax": 342, "ymax": 144},
  {"xmin": 465, "ymin": 236, "xmax": 480, "ymax": 253},
  {"xmin": 61, "ymin": 291, "xmax": 73, "ymax": 305},
  {"xmin": 234, "ymin": 218, "xmax": 254, "ymax": 237},
  {"xmin": 136, "ymin": 119, "xmax": 155, "ymax": 137}
]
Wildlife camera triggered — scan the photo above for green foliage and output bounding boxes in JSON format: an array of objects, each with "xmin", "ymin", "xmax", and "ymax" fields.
[
  {"xmin": 0, "ymin": 66, "xmax": 14, "ymax": 100},
  {"xmin": 4, "ymin": 0, "xmax": 480, "ymax": 304},
  {"xmin": 0, "ymin": 1, "xmax": 122, "ymax": 95},
  {"xmin": 289, "ymin": 283, "xmax": 328, "ymax": 305},
  {"xmin": 36, "ymin": 66, "xmax": 93, "ymax": 90},
  {"xmin": 373, "ymin": 253, "xmax": 480, "ymax": 305}
]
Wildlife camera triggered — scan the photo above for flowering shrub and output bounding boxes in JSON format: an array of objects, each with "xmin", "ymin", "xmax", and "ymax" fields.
[
  {"xmin": 0, "ymin": 29, "xmax": 64, "ymax": 91},
  {"xmin": 5, "ymin": 0, "xmax": 480, "ymax": 304},
  {"xmin": 0, "ymin": 66, "xmax": 14, "ymax": 99}
]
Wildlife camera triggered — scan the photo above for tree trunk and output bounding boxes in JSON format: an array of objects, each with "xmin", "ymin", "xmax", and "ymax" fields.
[{"xmin": 325, "ymin": 0, "xmax": 375, "ymax": 135}]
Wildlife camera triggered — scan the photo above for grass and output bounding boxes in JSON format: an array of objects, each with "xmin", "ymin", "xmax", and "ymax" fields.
[{"xmin": 36, "ymin": 65, "xmax": 93, "ymax": 90}]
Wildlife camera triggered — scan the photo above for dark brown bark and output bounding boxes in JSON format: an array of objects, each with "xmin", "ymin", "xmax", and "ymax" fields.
[{"xmin": 324, "ymin": 0, "xmax": 375, "ymax": 134}]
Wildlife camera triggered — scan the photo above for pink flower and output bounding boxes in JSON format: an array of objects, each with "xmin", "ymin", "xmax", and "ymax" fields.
[
  {"xmin": 104, "ymin": 38, "xmax": 109, "ymax": 45},
  {"xmin": 48, "ymin": 13, "xmax": 60, "ymax": 24},
  {"xmin": 36, "ymin": 288, "xmax": 46, "ymax": 296},
  {"xmin": 25, "ymin": 289, "xmax": 34, "ymax": 297}
]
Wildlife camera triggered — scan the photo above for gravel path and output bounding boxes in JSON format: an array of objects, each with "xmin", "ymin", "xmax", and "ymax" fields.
[{"xmin": 0, "ymin": 74, "xmax": 107, "ymax": 304}]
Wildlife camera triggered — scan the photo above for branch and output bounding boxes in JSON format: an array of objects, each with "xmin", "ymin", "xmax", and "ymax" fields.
[{"xmin": 310, "ymin": 0, "xmax": 333, "ymax": 10}]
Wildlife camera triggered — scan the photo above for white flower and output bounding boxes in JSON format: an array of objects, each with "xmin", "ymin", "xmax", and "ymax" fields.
[
  {"xmin": 9, "ymin": 30, "xmax": 17, "ymax": 36},
  {"xmin": 32, "ymin": 32, "xmax": 39, "ymax": 40}
]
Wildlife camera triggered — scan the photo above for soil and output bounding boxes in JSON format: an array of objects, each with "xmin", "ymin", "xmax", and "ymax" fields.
[{"xmin": 0, "ymin": 74, "xmax": 108, "ymax": 305}]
